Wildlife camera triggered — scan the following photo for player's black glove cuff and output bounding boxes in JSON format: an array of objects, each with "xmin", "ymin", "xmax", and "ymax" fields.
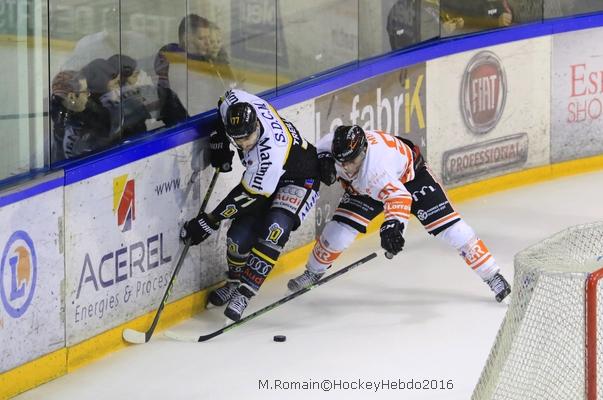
[
  {"xmin": 180, "ymin": 212, "xmax": 219, "ymax": 245},
  {"xmin": 209, "ymin": 130, "xmax": 234, "ymax": 172},
  {"xmin": 318, "ymin": 152, "xmax": 336, "ymax": 186},
  {"xmin": 380, "ymin": 219, "xmax": 405, "ymax": 255}
]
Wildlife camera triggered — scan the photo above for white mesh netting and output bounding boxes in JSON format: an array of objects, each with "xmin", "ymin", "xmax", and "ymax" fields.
[{"xmin": 472, "ymin": 221, "xmax": 603, "ymax": 400}]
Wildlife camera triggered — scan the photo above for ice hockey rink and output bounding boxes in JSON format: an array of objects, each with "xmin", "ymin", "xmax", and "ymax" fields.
[{"xmin": 13, "ymin": 169, "xmax": 603, "ymax": 400}]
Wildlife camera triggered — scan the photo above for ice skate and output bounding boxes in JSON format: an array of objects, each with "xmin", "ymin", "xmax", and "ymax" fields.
[
  {"xmin": 224, "ymin": 286, "xmax": 253, "ymax": 322},
  {"xmin": 208, "ymin": 280, "xmax": 239, "ymax": 307},
  {"xmin": 287, "ymin": 269, "xmax": 324, "ymax": 292},
  {"xmin": 486, "ymin": 273, "xmax": 511, "ymax": 303}
]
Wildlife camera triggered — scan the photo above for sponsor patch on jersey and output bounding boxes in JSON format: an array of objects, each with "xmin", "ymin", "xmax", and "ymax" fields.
[
  {"xmin": 299, "ymin": 190, "xmax": 319, "ymax": 223},
  {"xmin": 273, "ymin": 184, "xmax": 307, "ymax": 214},
  {"xmin": 267, "ymin": 223, "xmax": 284, "ymax": 245},
  {"xmin": 221, "ymin": 204, "xmax": 238, "ymax": 218}
]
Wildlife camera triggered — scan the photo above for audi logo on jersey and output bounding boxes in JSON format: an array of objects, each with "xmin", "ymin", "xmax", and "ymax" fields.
[
  {"xmin": 461, "ymin": 51, "xmax": 507, "ymax": 135},
  {"xmin": 247, "ymin": 255, "xmax": 271, "ymax": 275}
]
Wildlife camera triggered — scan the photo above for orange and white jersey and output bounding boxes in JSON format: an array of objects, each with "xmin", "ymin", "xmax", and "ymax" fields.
[{"xmin": 318, "ymin": 130, "xmax": 416, "ymax": 225}]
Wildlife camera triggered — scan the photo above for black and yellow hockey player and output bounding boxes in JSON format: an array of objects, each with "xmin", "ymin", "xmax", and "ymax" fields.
[{"xmin": 180, "ymin": 89, "xmax": 320, "ymax": 321}]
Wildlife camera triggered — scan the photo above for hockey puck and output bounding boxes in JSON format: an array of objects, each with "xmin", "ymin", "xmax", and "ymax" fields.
[{"xmin": 273, "ymin": 335, "xmax": 286, "ymax": 342}]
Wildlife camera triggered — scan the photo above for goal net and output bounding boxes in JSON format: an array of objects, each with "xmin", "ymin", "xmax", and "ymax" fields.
[{"xmin": 472, "ymin": 221, "xmax": 603, "ymax": 400}]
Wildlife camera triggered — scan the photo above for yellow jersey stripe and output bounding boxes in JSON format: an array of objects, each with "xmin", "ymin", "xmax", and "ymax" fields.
[
  {"xmin": 241, "ymin": 179, "xmax": 271, "ymax": 197},
  {"xmin": 251, "ymin": 247, "xmax": 278, "ymax": 265}
]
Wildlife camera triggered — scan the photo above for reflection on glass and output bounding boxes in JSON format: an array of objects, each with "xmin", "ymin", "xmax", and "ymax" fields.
[
  {"xmin": 381, "ymin": 0, "xmax": 443, "ymax": 52},
  {"xmin": 440, "ymin": 0, "xmax": 543, "ymax": 36},
  {"xmin": 0, "ymin": 0, "xmax": 48, "ymax": 181},
  {"xmin": 49, "ymin": 1, "xmax": 124, "ymax": 162},
  {"xmin": 158, "ymin": 10, "xmax": 239, "ymax": 116},
  {"xmin": 545, "ymin": 0, "xmax": 603, "ymax": 18},
  {"xmin": 121, "ymin": 0, "xmax": 188, "ymax": 132},
  {"xmin": 278, "ymin": 0, "xmax": 358, "ymax": 85}
]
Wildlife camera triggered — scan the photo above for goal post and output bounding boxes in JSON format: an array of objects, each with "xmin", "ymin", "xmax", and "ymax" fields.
[{"xmin": 472, "ymin": 222, "xmax": 603, "ymax": 400}]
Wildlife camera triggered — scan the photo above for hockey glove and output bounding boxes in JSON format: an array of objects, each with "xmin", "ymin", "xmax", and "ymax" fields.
[
  {"xmin": 318, "ymin": 152, "xmax": 336, "ymax": 186},
  {"xmin": 209, "ymin": 130, "xmax": 235, "ymax": 172},
  {"xmin": 180, "ymin": 212, "xmax": 219, "ymax": 245},
  {"xmin": 380, "ymin": 220, "xmax": 405, "ymax": 256}
]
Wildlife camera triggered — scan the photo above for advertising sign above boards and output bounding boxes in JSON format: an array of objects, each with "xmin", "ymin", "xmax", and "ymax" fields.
[
  {"xmin": 427, "ymin": 38, "xmax": 551, "ymax": 186},
  {"xmin": 551, "ymin": 26, "xmax": 603, "ymax": 163},
  {"xmin": 313, "ymin": 63, "xmax": 427, "ymax": 235},
  {"xmin": 63, "ymin": 141, "xmax": 216, "ymax": 346},
  {"xmin": 0, "ymin": 185, "xmax": 65, "ymax": 373}
]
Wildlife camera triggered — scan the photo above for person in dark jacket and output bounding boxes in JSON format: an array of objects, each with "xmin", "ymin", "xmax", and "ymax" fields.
[
  {"xmin": 83, "ymin": 57, "xmax": 150, "ymax": 140},
  {"xmin": 50, "ymin": 70, "xmax": 118, "ymax": 161},
  {"xmin": 108, "ymin": 54, "xmax": 187, "ymax": 131}
]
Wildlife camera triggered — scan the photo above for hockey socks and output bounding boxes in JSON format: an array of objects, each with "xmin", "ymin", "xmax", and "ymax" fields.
[
  {"xmin": 240, "ymin": 240, "xmax": 281, "ymax": 292},
  {"xmin": 438, "ymin": 219, "xmax": 500, "ymax": 280},
  {"xmin": 307, "ymin": 220, "xmax": 359, "ymax": 274}
]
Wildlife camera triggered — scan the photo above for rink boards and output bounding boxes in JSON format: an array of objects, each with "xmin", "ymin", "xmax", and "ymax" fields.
[{"xmin": 2, "ymin": 16, "xmax": 603, "ymax": 399}]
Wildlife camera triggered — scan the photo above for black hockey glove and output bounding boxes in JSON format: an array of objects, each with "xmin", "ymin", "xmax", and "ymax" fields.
[
  {"xmin": 318, "ymin": 152, "xmax": 336, "ymax": 186},
  {"xmin": 380, "ymin": 220, "xmax": 405, "ymax": 256},
  {"xmin": 209, "ymin": 130, "xmax": 235, "ymax": 172},
  {"xmin": 180, "ymin": 212, "xmax": 219, "ymax": 245}
]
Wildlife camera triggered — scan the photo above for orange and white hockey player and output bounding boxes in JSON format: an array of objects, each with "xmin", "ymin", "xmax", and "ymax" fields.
[{"xmin": 288, "ymin": 125, "xmax": 511, "ymax": 302}]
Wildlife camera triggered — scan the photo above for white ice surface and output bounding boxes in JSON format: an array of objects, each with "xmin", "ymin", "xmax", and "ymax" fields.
[{"xmin": 14, "ymin": 170, "xmax": 603, "ymax": 400}]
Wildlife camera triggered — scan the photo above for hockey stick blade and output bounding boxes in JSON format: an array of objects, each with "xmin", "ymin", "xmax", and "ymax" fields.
[
  {"xmin": 164, "ymin": 329, "xmax": 200, "ymax": 343},
  {"xmin": 122, "ymin": 328, "xmax": 149, "ymax": 344},
  {"xmin": 165, "ymin": 252, "xmax": 378, "ymax": 343},
  {"xmin": 121, "ymin": 168, "xmax": 220, "ymax": 345}
]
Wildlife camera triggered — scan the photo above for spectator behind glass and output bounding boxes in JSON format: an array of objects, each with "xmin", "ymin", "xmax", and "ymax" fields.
[
  {"xmin": 208, "ymin": 22, "xmax": 230, "ymax": 65},
  {"xmin": 441, "ymin": 0, "xmax": 543, "ymax": 33},
  {"xmin": 501, "ymin": 0, "xmax": 542, "ymax": 24},
  {"xmin": 108, "ymin": 54, "xmax": 187, "ymax": 133},
  {"xmin": 155, "ymin": 14, "xmax": 237, "ymax": 116},
  {"xmin": 81, "ymin": 58, "xmax": 122, "ymax": 137},
  {"xmin": 51, "ymin": 70, "xmax": 115, "ymax": 161},
  {"xmin": 81, "ymin": 58, "xmax": 149, "ymax": 147},
  {"xmin": 387, "ymin": 0, "xmax": 464, "ymax": 51},
  {"xmin": 440, "ymin": 0, "xmax": 517, "ymax": 33}
]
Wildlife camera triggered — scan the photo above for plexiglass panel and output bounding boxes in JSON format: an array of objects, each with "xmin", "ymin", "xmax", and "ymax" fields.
[
  {"xmin": 49, "ymin": 1, "xmax": 123, "ymax": 162},
  {"xmin": 2, "ymin": 0, "xmax": 603, "ymax": 187},
  {"xmin": 172, "ymin": 0, "xmax": 278, "ymax": 115},
  {"xmin": 0, "ymin": 0, "xmax": 48, "ymax": 180},
  {"xmin": 440, "ymin": 0, "xmax": 543, "ymax": 37},
  {"xmin": 121, "ymin": 1, "xmax": 188, "ymax": 133},
  {"xmin": 545, "ymin": 0, "xmax": 603, "ymax": 19},
  {"xmin": 278, "ymin": 0, "xmax": 358, "ymax": 85},
  {"xmin": 371, "ymin": 0, "xmax": 441, "ymax": 54}
]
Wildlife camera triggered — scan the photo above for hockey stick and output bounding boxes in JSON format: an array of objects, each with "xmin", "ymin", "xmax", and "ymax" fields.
[
  {"xmin": 164, "ymin": 252, "xmax": 378, "ymax": 342},
  {"xmin": 122, "ymin": 167, "xmax": 220, "ymax": 344}
]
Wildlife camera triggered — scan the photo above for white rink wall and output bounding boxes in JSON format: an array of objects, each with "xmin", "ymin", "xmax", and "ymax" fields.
[{"xmin": 2, "ymin": 18, "xmax": 603, "ymax": 398}]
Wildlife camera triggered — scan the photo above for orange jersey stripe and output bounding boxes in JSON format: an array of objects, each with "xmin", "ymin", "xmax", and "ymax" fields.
[
  {"xmin": 470, "ymin": 254, "xmax": 493, "ymax": 270},
  {"xmin": 425, "ymin": 212, "xmax": 460, "ymax": 230},
  {"xmin": 334, "ymin": 209, "xmax": 370, "ymax": 225}
]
